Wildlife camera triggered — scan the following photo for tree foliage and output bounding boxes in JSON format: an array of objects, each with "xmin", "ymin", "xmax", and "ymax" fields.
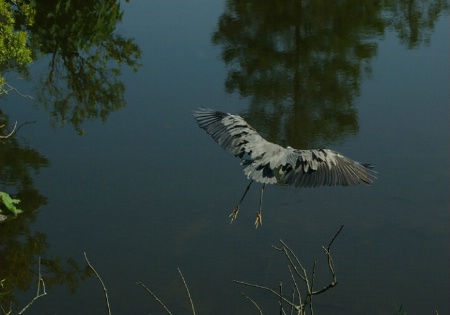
[
  {"xmin": 0, "ymin": 0, "xmax": 35, "ymax": 94},
  {"xmin": 1, "ymin": 0, "xmax": 142, "ymax": 133}
]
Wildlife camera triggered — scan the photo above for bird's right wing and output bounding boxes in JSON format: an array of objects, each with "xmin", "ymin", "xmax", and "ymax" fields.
[
  {"xmin": 274, "ymin": 148, "xmax": 376, "ymax": 187},
  {"xmin": 241, "ymin": 147, "xmax": 376, "ymax": 187}
]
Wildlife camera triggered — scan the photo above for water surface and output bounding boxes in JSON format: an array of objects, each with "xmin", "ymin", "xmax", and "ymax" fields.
[{"xmin": 1, "ymin": 1, "xmax": 448, "ymax": 314}]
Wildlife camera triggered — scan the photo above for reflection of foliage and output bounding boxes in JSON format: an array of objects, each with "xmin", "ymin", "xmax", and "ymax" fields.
[
  {"xmin": 212, "ymin": 0, "xmax": 383, "ymax": 149},
  {"xmin": 41, "ymin": 257, "xmax": 92, "ymax": 292},
  {"xmin": 0, "ymin": 211, "xmax": 91, "ymax": 310},
  {"xmin": 0, "ymin": 217, "xmax": 47, "ymax": 308},
  {"xmin": 0, "ymin": 114, "xmax": 49, "ymax": 193},
  {"xmin": 382, "ymin": 0, "xmax": 449, "ymax": 48},
  {"xmin": 212, "ymin": 0, "xmax": 447, "ymax": 149},
  {"xmin": 0, "ymin": 115, "xmax": 90, "ymax": 309},
  {"xmin": 29, "ymin": 0, "xmax": 141, "ymax": 134},
  {"xmin": 0, "ymin": 0, "xmax": 35, "ymax": 94}
]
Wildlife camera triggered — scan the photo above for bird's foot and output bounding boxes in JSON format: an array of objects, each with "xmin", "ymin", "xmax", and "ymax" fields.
[
  {"xmin": 255, "ymin": 212, "xmax": 262, "ymax": 229},
  {"xmin": 229, "ymin": 206, "xmax": 239, "ymax": 223}
]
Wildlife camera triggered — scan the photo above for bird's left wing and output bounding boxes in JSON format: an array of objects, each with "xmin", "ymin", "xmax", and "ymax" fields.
[{"xmin": 193, "ymin": 108, "xmax": 273, "ymax": 158}]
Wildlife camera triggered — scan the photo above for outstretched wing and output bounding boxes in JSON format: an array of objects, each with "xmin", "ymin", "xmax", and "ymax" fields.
[
  {"xmin": 193, "ymin": 107, "xmax": 277, "ymax": 159},
  {"xmin": 272, "ymin": 148, "xmax": 376, "ymax": 187},
  {"xmin": 194, "ymin": 108, "xmax": 376, "ymax": 187}
]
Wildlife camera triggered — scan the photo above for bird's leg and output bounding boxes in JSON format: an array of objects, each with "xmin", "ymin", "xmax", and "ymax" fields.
[
  {"xmin": 229, "ymin": 180, "xmax": 253, "ymax": 223},
  {"xmin": 255, "ymin": 184, "xmax": 265, "ymax": 228}
]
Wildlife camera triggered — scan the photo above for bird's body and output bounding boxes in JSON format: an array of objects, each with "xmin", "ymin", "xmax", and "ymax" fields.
[{"xmin": 193, "ymin": 108, "xmax": 376, "ymax": 227}]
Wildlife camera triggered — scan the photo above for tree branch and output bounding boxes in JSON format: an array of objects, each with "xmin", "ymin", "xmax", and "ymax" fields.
[
  {"xmin": 235, "ymin": 225, "xmax": 345, "ymax": 315},
  {"xmin": 177, "ymin": 268, "xmax": 196, "ymax": 315},
  {"xmin": 84, "ymin": 252, "xmax": 112, "ymax": 315},
  {"xmin": 136, "ymin": 281, "xmax": 173, "ymax": 315},
  {"xmin": 241, "ymin": 292, "xmax": 263, "ymax": 315},
  {"xmin": 17, "ymin": 257, "xmax": 47, "ymax": 314},
  {"xmin": 0, "ymin": 122, "xmax": 17, "ymax": 139},
  {"xmin": 0, "ymin": 83, "xmax": 34, "ymax": 99}
]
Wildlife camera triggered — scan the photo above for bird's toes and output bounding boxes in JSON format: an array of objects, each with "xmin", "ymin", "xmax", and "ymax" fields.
[
  {"xmin": 229, "ymin": 206, "xmax": 239, "ymax": 223},
  {"xmin": 255, "ymin": 213, "xmax": 262, "ymax": 229}
]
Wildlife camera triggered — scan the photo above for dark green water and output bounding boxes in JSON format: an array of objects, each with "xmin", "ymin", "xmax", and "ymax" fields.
[{"xmin": 1, "ymin": 1, "xmax": 448, "ymax": 314}]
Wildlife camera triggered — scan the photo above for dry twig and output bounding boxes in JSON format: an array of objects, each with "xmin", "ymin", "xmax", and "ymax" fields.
[
  {"xmin": 0, "ymin": 83, "xmax": 34, "ymax": 99},
  {"xmin": 136, "ymin": 281, "xmax": 173, "ymax": 315},
  {"xmin": 233, "ymin": 280, "xmax": 301, "ymax": 312},
  {"xmin": 17, "ymin": 257, "xmax": 47, "ymax": 314},
  {"xmin": 84, "ymin": 252, "xmax": 112, "ymax": 315},
  {"xmin": 137, "ymin": 268, "xmax": 196, "ymax": 315},
  {"xmin": 0, "ymin": 121, "xmax": 36, "ymax": 140},
  {"xmin": 177, "ymin": 268, "xmax": 196, "ymax": 315},
  {"xmin": 0, "ymin": 122, "xmax": 17, "ymax": 139},
  {"xmin": 235, "ymin": 225, "xmax": 344, "ymax": 315},
  {"xmin": 241, "ymin": 292, "xmax": 263, "ymax": 315}
]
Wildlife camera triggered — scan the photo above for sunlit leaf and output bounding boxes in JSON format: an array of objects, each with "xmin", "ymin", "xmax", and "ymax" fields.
[{"xmin": 0, "ymin": 192, "xmax": 23, "ymax": 215}]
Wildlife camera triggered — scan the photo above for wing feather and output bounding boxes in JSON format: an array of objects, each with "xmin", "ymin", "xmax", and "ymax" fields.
[{"xmin": 194, "ymin": 108, "xmax": 376, "ymax": 187}]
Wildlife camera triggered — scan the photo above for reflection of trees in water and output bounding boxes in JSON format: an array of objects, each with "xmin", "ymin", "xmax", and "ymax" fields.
[
  {"xmin": 0, "ymin": 114, "xmax": 48, "ymax": 198},
  {"xmin": 212, "ymin": 0, "xmax": 447, "ymax": 149},
  {"xmin": 0, "ymin": 211, "xmax": 91, "ymax": 309},
  {"xmin": 29, "ymin": 0, "xmax": 141, "ymax": 134},
  {"xmin": 383, "ymin": 0, "xmax": 449, "ymax": 48},
  {"xmin": 1, "ymin": 0, "xmax": 140, "ymax": 308},
  {"xmin": 0, "ymin": 113, "xmax": 89, "ymax": 309}
]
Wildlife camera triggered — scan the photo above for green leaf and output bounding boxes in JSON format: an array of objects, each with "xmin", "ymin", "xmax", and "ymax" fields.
[{"xmin": 0, "ymin": 192, "xmax": 23, "ymax": 215}]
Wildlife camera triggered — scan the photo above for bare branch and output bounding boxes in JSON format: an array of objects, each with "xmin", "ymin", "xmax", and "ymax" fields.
[
  {"xmin": 237, "ymin": 226, "xmax": 345, "ymax": 315},
  {"xmin": 311, "ymin": 225, "xmax": 344, "ymax": 295},
  {"xmin": 241, "ymin": 292, "xmax": 263, "ymax": 315},
  {"xmin": 0, "ymin": 122, "xmax": 17, "ymax": 139},
  {"xmin": 310, "ymin": 260, "xmax": 317, "ymax": 294},
  {"xmin": 278, "ymin": 282, "xmax": 287, "ymax": 315},
  {"xmin": 287, "ymin": 265, "xmax": 301, "ymax": 307},
  {"xmin": 17, "ymin": 257, "xmax": 47, "ymax": 314},
  {"xmin": 1, "ymin": 83, "xmax": 34, "ymax": 99},
  {"xmin": 233, "ymin": 280, "xmax": 301, "ymax": 312},
  {"xmin": 136, "ymin": 281, "xmax": 173, "ymax": 315},
  {"xmin": 308, "ymin": 261, "xmax": 317, "ymax": 314},
  {"xmin": 84, "ymin": 252, "xmax": 112, "ymax": 315},
  {"xmin": 0, "ymin": 121, "xmax": 36, "ymax": 140},
  {"xmin": 278, "ymin": 240, "xmax": 308, "ymax": 283},
  {"xmin": 289, "ymin": 288, "xmax": 296, "ymax": 315},
  {"xmin": 137, "ymin": 269, "xmax": 196, "ymax": 315},
  {"xmin": 1, "ymin": 302, "xmax": 12, "ymax": 315},
  {"xmin": 177, "ymin": 268, "xmax": 196, "ymax": 315}
]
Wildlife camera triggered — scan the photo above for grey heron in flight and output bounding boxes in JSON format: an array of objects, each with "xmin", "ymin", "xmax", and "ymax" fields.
[{"xmin": 194, "ymin": 108, "xmax": 376, "ymax": 227}]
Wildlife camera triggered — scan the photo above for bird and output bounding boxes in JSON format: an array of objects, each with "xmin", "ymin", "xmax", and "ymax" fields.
[{"xmin": 193, "ymin": 108, "xmax": 376, "ymax": 227}]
